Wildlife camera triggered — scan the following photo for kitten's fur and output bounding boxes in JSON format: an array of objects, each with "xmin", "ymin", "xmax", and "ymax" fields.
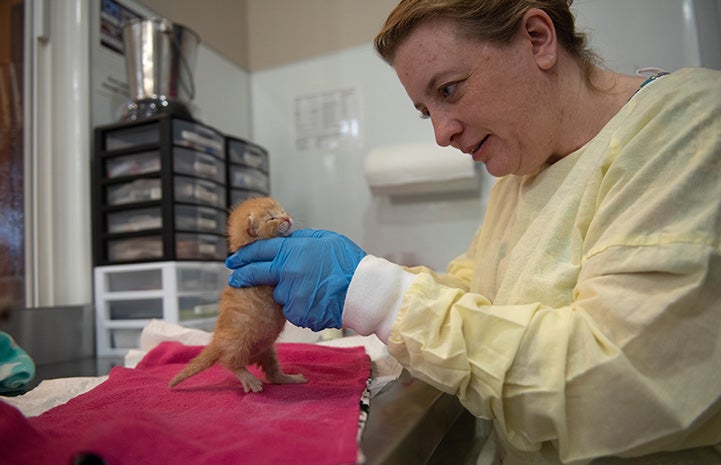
[{"xmin": 169, "ymin": 197, "xmax": 306, "ymax": 392}]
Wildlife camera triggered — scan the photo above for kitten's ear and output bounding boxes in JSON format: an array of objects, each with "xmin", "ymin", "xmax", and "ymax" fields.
[{"xmin": 246, "ymin": 216, "xmax": 259, "ymax": 237}]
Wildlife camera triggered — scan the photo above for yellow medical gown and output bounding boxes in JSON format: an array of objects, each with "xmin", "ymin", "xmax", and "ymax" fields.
[{"xmin": 368, "ymin": 68, "xmax": 721, "ymax": 463}]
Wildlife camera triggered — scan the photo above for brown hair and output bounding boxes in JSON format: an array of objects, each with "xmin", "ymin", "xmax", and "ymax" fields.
[{"xmin": 374, "ymin": 0, "xmax": 597, "ymax": 74}]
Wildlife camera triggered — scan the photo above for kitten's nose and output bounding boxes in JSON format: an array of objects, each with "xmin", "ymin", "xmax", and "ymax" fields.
[{"xmin": 278, "ymin": 216, "xmax": 293, "ymax": 235}]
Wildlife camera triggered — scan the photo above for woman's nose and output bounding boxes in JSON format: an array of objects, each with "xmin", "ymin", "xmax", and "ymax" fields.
[{"xmin": 431, "ymin": 112, "xmax": 463, "ymax": 147}]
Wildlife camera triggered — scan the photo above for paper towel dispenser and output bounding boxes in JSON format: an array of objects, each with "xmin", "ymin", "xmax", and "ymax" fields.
[{"xmin": 364, "ymin": 142, "xmax": 480, "ymax": 196}]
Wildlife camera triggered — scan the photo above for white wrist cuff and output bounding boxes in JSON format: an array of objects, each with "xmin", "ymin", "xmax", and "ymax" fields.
[{"xmin": 342, "ymin": 255, "xmax": 417, "ymax": 342}]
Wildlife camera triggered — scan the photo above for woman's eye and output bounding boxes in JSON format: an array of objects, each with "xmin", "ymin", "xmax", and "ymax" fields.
[
  {"xmin": 439, "ymin": 82, "xmax": 458, "ymax": 98},
  {"xmin": 417, "ymin": 80, "xmax": 461, "ymax": 119}
]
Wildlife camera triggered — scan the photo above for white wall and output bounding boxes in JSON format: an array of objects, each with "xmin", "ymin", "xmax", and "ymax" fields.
[
  {"xmin": 573, "ymin": 0, "xmax": 721, "ymax": 73},
  {"xmin": 191, "ymin": 49, "xmax": 251, "ymax": 138}
]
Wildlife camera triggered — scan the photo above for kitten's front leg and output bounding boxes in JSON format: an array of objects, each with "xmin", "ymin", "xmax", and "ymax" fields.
[{"xmin": 258, "ymin": 346, "xmax": 307, "ymax": 385}]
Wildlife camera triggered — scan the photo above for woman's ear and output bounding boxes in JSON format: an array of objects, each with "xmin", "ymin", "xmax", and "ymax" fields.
[{"xmin": 521, "ymin": 8, "xmax": 558, "ymax": 70}]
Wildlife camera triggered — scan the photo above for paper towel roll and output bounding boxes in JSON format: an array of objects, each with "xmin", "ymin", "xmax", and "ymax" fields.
[{"xmin": 364, "ymin": 142, "xmax": 480, "ymax": 196}]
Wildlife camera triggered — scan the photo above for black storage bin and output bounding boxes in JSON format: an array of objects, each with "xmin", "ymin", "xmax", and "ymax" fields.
[
  {"xmin": 93, "ymin": 115, "xmax": 229, "ymax": 265},
  {"xmin": 225, "ymin": 136, "xmax": 270, "ymax": 208}
]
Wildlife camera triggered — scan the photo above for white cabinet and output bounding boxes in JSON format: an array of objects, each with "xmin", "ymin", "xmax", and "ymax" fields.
[{"xmin": 94, "ymin": 261, "xmax": 227, "ymax": 356}]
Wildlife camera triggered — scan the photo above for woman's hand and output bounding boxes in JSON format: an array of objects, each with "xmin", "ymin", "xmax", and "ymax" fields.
[{"xmin": 225, "ymin": 229, "xmax": 367, "ymax": 331}]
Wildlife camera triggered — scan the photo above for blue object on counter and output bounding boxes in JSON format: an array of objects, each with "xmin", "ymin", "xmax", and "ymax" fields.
[{"xmin": 0, "ymin": 331, "xmax": 35, "ymax": 394}]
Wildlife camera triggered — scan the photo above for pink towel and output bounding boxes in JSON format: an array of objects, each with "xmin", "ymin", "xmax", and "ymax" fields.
[{"xmin": 0, "ymin": 341, "xmax": 370, "ymax": 465}]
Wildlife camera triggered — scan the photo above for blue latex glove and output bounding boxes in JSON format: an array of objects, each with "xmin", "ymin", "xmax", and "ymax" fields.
[{"xmin": 226, "ymin": 229, "xmax": 367, "ymax": 331}]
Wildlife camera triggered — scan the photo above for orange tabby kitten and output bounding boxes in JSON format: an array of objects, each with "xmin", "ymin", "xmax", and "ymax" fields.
[{"xmin": 169, "ymin": 197, "xmax": 306, "ymax": 392}]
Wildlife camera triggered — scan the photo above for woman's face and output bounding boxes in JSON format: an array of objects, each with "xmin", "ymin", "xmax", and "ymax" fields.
[{"xmin": 392, "ymin": 17, "xmax": 559, "ymax": 177}]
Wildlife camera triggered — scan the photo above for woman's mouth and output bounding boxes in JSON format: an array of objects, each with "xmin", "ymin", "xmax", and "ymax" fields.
[{"xmin": 466, "ymin": 135, "xmax": 489, "ymax": 161}]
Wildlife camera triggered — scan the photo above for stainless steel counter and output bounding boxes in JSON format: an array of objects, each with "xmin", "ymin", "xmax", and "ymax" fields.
[{"xmin": 362, "ymin": 369, "xmax": 485, "ymax": 465}]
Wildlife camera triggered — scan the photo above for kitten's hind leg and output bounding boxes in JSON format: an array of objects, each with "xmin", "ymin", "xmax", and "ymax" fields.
[
  {"xmin": 233, "ymin": 367, "xmax": 264, "ymax": 393},
  {"xmin": 258, "ymin": 346, "xmax": 306, "ymax": 385}
]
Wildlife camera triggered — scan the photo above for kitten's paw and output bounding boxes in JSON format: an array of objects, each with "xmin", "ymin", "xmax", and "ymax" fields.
[
  {"xmin": 237, "ymin": 371, "xmax": 264, "ymax": 393},
  {"xmin": 242, "ymin": 377, "xmax": 264, "ymax": 393}
]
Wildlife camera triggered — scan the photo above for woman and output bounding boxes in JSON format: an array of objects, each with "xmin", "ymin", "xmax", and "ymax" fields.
[{"xmin": 227, "ymin": 0, "xmax": 721, "ymax": 463}]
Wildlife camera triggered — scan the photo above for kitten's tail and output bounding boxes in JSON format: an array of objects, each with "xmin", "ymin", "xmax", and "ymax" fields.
[{"xmin": 168, "ymin": 345, "xmax": 221, "ymax": 388}]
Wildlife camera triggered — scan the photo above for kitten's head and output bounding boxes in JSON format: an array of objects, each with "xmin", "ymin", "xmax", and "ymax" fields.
[{"xmin": 227, "ymin": 197, "xmax": 293, "ymax": 251}]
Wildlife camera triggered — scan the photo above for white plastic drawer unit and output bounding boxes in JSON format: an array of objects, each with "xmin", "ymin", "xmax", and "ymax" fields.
[
  {"xmin": 94, "ymin": 261, "xmax": 229, "ymax": 356},
  {"xmin": 109, "ymin": 329, "xmax": 144, "ymax": 350},
  {"xmin": 103, "ymin": 264, "xmax": 226, "ymax": 293},
  {"xmin": 178, "ymin": 295, "xmax": 220, "ymax": 321},
  {"xmin": 106, "ymin": 267, "xmax": 163, "ymax": 291},
  {"xmin": 108, "ymin": 296, "xmax": 219, "ymax": 321},
  {"xmin": 109, "ymin": 298, "xmax": 164, "ymax": 320},
  {"xmin": 177, "ymin": 265, "xmax": 227, "ymax": 291}
]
